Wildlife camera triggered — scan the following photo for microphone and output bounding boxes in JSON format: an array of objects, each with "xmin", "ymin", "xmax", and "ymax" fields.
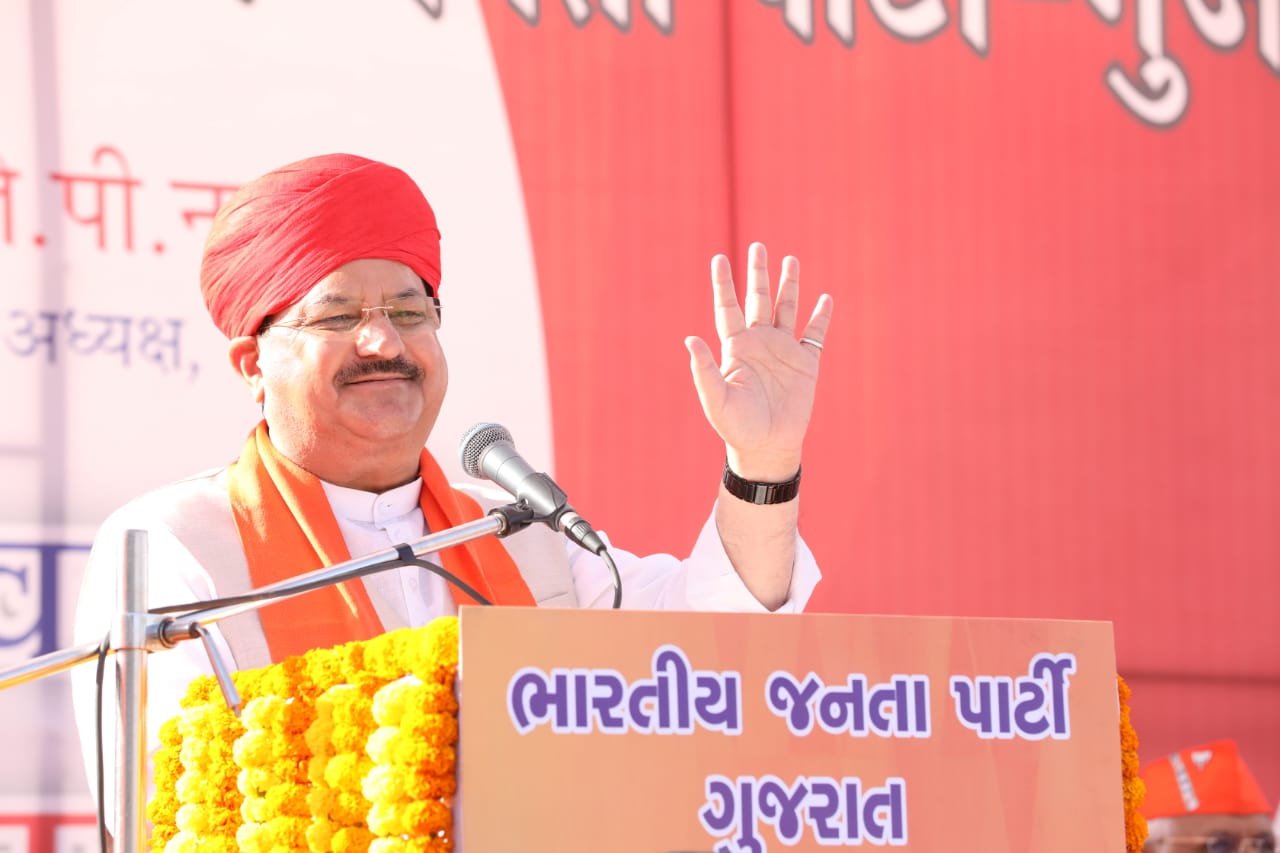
[{"xmin": 459, "ymin": 423, "xmax": 607, "ymax": 556}]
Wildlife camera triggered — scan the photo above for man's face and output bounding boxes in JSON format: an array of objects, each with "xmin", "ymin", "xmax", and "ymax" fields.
[
  {"xmin": 1146, "ymin": 813, "xmax": 1276, "ymax": 852},
  {"xmin": 244, "ymin": 257, "xmax": 448, "ymax": 461}
]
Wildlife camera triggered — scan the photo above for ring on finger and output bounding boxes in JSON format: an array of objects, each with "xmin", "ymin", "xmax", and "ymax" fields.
[{"xmin": 799, "ymin": 336, "xmax": 824, "ymax": 352}]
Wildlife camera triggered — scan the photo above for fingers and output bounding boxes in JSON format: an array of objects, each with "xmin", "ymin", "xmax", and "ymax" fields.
[
  {"xmin": 711, "ymin": 254, "xmax": 744, "ymax": 340},
  {"xmin": 799, "ymin": 293, "xmax": 835, "ymax": 350},
  {"xmin": 773, "ymin": 255, "xmax": 800, "ymax": 333},
  {"xmin": 744, "ymin": 242, "xmax": 772, "ymax": 327},
  {"xmin": 712, "ymin": 243, "xmax": 820, "ymax": 344}
]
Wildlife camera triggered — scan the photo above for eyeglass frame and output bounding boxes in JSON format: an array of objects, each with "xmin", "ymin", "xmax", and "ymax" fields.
[{"xmin": 255, "ymin": 286, "xmax": 442, "ymax": 338}]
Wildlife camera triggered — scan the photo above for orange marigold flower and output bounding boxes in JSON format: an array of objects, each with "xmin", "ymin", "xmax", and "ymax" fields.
[
  {"xmin": 400, "ymin": 799, "xmax": 451, "ymax": 836},
  {"xmin": 1117, "ymin": 675, "xmax": 1147, "ymax": 853}
]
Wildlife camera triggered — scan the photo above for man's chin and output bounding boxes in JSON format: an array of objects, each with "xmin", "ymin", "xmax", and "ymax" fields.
[{"xmin": 337, "ymin": 410, "xmax": 427, "ymax": 442}]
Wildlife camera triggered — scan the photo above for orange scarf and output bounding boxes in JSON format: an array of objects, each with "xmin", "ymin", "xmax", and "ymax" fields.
[{"xmin": 226, "ymin": 422, "xmax": 534, "ymax": 661}]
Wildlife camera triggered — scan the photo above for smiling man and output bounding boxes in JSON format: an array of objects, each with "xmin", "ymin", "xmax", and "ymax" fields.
[{"xmin": 70, "ymin": 153, "xmax": 834, "ymax": 822}]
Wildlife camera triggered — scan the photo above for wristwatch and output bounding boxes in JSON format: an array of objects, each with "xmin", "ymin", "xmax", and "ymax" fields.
[{"xmin": 721, "ymin": 460, "xmax": 801, "ymax": 505}]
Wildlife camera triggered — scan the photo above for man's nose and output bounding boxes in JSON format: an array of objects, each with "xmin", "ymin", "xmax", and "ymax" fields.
[{"xmin": 354, "ymin": 309, "xmax": 406, "ymax": 357}]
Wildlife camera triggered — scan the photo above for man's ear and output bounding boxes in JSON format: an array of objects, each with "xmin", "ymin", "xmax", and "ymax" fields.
[{"xmin": 228, "ymin": 336, "xmax": 266, "ymax": 404}]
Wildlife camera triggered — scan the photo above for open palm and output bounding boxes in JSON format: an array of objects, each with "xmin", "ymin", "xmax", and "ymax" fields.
[{"xmin": 685, "ymin": 243, "xmax": 834, "ymax": 482}]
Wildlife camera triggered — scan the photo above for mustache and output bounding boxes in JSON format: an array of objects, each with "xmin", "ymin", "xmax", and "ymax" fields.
[{"xmin": 336, "ymin": 357, "xmax": 423, "ymax": 385}]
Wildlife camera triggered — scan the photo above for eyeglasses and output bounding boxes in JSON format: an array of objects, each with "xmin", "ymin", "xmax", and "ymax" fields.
[
  {"xmin": 259, "ymin": 294, "xmax": 442, "ymax": 338},
  {"xmin": 1163, "ymin": 835, "xmax": 1277, "ymax": 853}
]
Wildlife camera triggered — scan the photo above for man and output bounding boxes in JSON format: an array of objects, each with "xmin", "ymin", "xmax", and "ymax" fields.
[
  {"xmin": 1141, "ymin": 738, "xmax": 1276, "ymax": 852},
  {"xmin": 70, "ymin": 153, "xmax": 833, "ymax": 817}
]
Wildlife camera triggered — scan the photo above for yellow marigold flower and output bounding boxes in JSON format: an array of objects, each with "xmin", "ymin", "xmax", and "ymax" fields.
[
  {"xmin": 177, "ymin": 703, "xmax": 219, "ymax": 738},
  {"xmin": 332, "ymin": 686, "xmax": 372, "ymax": 723},
  {"xmin": 333, "ymin": 728, "xmax": 370, "ymax": 755},
  {"xmin": 242, "ymin": 695, "xmax": 283, "ymax": 728},
  {"xmin": 176, "ymin": 802, "xmax": 241, "ymax": 835},
  {"xmin": 371, "ymin": 676, "xmax": 418, "ymax": 726},
  {"xmin": 362, "ymin": 765, "xmax": 405, "ymax": 802},
  {"xmin": 362, "ymin": 630, "xmax": 406, "ymax": 681},
  {"xmin": 416, "ymin": 617, "xmax": 459, "ymax": 682},
  {"xmin": 163, "ymin": 830, "xmax": 200, "ymax": 853},
  {"xmin": 332, "ymin": 826, "xmax": 375, "ymax": 853},
  {"xmin": 315, "ymin": 687, "xmax": 341, "ymax": 713},
  {"xmin": 323, "ymin": 753, "xmax": 362, "ymax": 789},
  {"xmin": 179, "ymin": 676, "xmax": 218, "ymax": 709},
  {"xmin": 147, "ymin": 800, "xmax": 179, "ymax": 846},
  {"xmin": 173, "ymin": 803, "xmax": 200, "ymax": 833},
  {"xmin": 158, "ymin": 715, "xmax": 183, "ymax": 745},
  {"xmin": 242, "ymin": 766, "xmax": 283, "ymax": 796},
  {"xmin": 233, "ymin": 730, "xmax": 272, "ymax": 767},
  {"xmin": 308, "ymin": 784, "xmax": 337, "ymax": 816},
  {"xmin": 308, "ymin": 755, "xmax": 330, "ymax": 787},
  {"xmin": 236, "ymin": 768, "xmax": 253, "ymax": 799},
  {"xmin": 265, "ymin": 815, "xmax": 311, "ymax": 849},
  {"xmin": 365, "ymin": 727, "xmax": 397, "ymax": 765},
  {"xmin": 307, "ymin": 817, "xmax": 335, "ymax": 852},
  {"xmin": 232, "ymin": 670, "xmax": 266, "ymax": 701},
  {"xmin": 173, "ymin": 773, "xmax": 206, "ymax": 804},
  {"xmin": 366, "ymin": 800, "xmax": 403, "ymax": 836},
  {"xmin": 241, "ymin": 794, "xmax": 272, "ymax": 825},
  {"xmin": 266, "ymin": 782, "xmax": 311, "ymax": 816},
  {"xmin": 236, "ymin": 820, "xmax": 271, "ymax": 853}
]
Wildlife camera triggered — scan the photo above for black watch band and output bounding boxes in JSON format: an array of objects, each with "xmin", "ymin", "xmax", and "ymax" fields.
[{"xmin": 721, "ymin": 460, "xmax": 802, "ymax": 505}]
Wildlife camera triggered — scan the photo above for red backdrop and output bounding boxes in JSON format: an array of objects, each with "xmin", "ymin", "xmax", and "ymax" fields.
[{"xmin": 480, "ymin": 0, "xmax": 1280, "ymax": 799}]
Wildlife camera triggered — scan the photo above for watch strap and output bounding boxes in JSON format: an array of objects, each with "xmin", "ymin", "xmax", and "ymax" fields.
[{"xmin": 721, "ymin": 460, "xmax": 801, "ymax": 505}]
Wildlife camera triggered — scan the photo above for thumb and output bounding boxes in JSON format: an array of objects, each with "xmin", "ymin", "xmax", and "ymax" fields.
[{"xmin": 685, "ymin": 335, "xmax": 726, "ymax": 417}]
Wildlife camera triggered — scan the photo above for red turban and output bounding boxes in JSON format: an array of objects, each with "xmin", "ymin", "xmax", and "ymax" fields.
[
  {"xmin": 200, "ymin": 153, "xmax": 442, "ymax": 339},
  {"xmin": 1141, "ymin": 739, "xmax": 1272, "ymax": 819}
]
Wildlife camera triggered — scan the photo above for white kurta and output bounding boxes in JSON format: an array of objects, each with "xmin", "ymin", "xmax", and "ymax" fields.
[{"xmin": 71, "ymin": 466, "xmax": 821, "ymax": 829}]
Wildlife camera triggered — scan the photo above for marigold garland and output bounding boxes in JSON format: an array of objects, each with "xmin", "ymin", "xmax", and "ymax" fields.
[
  {"xmin": 305, "ymin": 687, "xmax": 342, "ymax": 852},
  {"xmin": 151, "ymin": 617, "xmax": 459, "ymax": 851},
  {"xmin": 364, "ymin": 671, "xmax": 456, "ymax": 849},
  {"xmin": 147, "ymin": 716, "xmax": 185, "ymax": 851},
  {"xmin": 235, "ymin": 694, "xmax": 314, "ymax": 852},
  {"xmin": 165, "ymin": 700, "xmax": 245, "ymax": 853},
  {"xmin": 1118, "ymin": 675, "xmax": 1147, "ymax": 852},
  {"xmin": 307, "ymin": 684, "xmax": 378, "ymax": 852}
]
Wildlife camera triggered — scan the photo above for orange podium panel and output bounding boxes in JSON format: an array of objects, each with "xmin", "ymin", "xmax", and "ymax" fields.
[{"xmin": 459, "ymin": 607, "xmax": 1122, "ymax": 852}]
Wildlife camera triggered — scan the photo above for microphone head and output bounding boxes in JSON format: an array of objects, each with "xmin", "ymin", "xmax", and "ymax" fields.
[{"xmin": 459, "ymin": 422, "xmax": 514, "ymax": 478}]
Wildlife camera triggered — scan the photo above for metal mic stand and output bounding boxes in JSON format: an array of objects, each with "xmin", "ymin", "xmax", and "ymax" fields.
[{"xmin": 0, "ymin": 502, "xmax": 534, "ymax": 853}]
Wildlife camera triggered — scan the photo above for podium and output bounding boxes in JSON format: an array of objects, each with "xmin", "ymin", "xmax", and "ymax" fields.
[
  {"xmin": 150, "ymin": 607, "xmax": 1128, "ymax": 852},
  {"xmin": 458, "ymin": 607, "xmax": 1125, "ymax": 851}
]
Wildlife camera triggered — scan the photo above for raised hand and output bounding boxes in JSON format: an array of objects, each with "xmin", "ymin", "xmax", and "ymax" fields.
[{"xmin": 685, "ymin": 242, "xmax": 834, "ymax": 483}]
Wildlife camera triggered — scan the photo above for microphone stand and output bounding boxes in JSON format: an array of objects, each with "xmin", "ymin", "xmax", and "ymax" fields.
[{"xmin": 0, "ymin": 502, "xmax": 535, "ymax": 853}]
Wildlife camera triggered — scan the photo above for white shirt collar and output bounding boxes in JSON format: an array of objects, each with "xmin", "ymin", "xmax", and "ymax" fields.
[{"xmin": 320, "ymin": 477, "xmax": 422, "ymax": 527}]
